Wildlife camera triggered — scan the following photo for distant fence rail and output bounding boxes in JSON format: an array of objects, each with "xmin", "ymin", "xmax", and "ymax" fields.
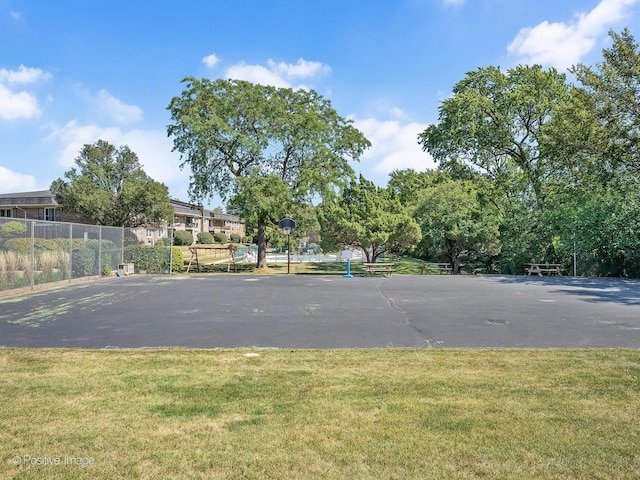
[{"xmin": 0, "ymin": 217, "xmax": 132, "ymax": 293}]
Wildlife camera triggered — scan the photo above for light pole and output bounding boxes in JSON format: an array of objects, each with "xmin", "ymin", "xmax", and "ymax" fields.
[{"xmin": 278, "ymin": 217, "xmax": 296, "ymax": 274}]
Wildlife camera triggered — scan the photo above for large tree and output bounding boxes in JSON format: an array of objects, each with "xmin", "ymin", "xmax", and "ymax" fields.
[
  {"xmin": 413, "ymin": 179, "xmax": 500, "ymax": 274},
  {"xmin": 167, "ymin": 78, "xmax": 370, "ymax": 268},
  {"xmin": 572, "ymin": 28, "xmax": 640, "ymax": 175},
  {"xmin": 317, "ymin": 175, "xmax": 421, "ymax": 263},
  {"xmin": 50, "ymin": 140, "xmax": 173, "ymax": 227},
  {"xmin": 419, "ymin": 65, "xmax": 571, "ymax": 206}
]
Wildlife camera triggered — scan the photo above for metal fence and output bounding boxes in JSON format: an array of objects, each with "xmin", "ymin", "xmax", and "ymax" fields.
[{"xmin": 0, "ymin": 217, "xmax": 130, "ymax": 292}]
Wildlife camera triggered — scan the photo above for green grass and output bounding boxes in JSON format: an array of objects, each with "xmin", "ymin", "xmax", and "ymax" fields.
[
  {"xmin": 189, "ymin": 255, "xmax": 427, "ymax": 275},
  {"xmin": 1, "ymin": 348, "xmax": 639, "ymax": 479}
]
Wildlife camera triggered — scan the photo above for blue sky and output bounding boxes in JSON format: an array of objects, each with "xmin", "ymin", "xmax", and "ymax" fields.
[{"xmin": 1, "ymin": 0, "xmax": 639, "ymax": 209}]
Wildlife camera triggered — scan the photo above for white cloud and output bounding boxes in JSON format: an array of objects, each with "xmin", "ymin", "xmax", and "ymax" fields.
[
  {"xmin": 95, "ymin": 89, "xmax": 143, "ymax": 124},
  {"xmin": 267, "ymin": 58, "xmax": 331, "ymax": 78},
  {"xmin": 0, "ymin": 166, "xmax": 40, "ymax": 193},
  {"xmin": 45, "ymin": 121, "xmax": 191, "ymax": 200},
  {"xmin": 226, "ymin": 63, "xmax": 291, "ymax": 88},
  {"xmin": 10, "ymin": 11, "xmax": 22, "ymax": 20},
  {"xmin": 225, "ymin": 58, "xmax": 331, "ymax": 89},
  {"xmin": 202, "ymin": 53, "xmax": 220, "ymax": 69},
  {"xmin": 0, "ymin": 83, "xmax": 41, "ymax": 120},
  {"xmin": 353, "ymin": 116, "xmax": 436, "ymax": 180},
  {"xmin": 0, "ymin": 65, "xmax": 50, "ymax": 121},
  {"xmin": 507, "ymin": 0, "xmax": 640, "ymax": 69},
  {"xmin": 0, "ymin": 65, "xmax": 50, "ymax": 85}
]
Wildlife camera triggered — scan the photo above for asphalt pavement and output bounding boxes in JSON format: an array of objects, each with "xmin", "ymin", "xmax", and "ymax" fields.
[{"xmin": 1, "ymin": 274, "xmax": 639, "ymax": 348}]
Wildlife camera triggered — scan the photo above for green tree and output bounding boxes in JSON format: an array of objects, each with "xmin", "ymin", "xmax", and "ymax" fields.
[
  {"xmin": 538, "ymin": 29, "xmax": 640, "ymax": 277},
  {"xmin": 387, "ymin": 169, "xmax": 450, "ymax": 209},
  {"xmin": 51, "ymin": 140, "xmax": 173, "ymax": 227},
  {"xmin": 413, "ymin": 179, "xmax": 500, "ymax": 273},
  {"xmin": 571, "ymin": 28, "xmax": 640, "ymax": 175},
  {"xmin": 419, "ymin": 65, "xmax": 571, "ymax": 206},
  {"xmin": 317, "ymin": 175, "xmax": 421, "ymax": 263},
  {"xmin": 167, "ymin": 78, "xmax": 370, "ymax": 269}
]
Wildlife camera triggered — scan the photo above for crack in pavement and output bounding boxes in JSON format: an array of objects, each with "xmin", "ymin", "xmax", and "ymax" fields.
[{"xmin": 377, "ymin": 282, "xmax": 433, "ymax": 347}]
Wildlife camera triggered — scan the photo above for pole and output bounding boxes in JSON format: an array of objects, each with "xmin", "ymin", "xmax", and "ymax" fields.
[
  {"xmin": 287, "ymin": 233, "xmax": 291, "ymax": 274},
  {"xmin": 573, "ymin": 231, "xmax": 577, "ymax": 277},
  {"xmin": 344, "ymin": 259, "xmax": 353, "ymax": 278}
]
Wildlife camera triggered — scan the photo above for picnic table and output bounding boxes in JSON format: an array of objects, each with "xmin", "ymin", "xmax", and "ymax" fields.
[
  {"xmin": 364, "ymin": 263, "xmax": 394, "ymax": 277},
  {"xmin": 526, "ymin": 263, "xmax": 565, "ymax": 276},
  {"xmin": 421, "ymin": 262, "xmax": 452, "ymax": 274}
]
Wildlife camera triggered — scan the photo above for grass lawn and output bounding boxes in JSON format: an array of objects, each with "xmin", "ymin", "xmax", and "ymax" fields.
[
  {"xmin": 1, "ymin": 348, "xmax": 639, "ymax": 479},
  {"xmin": 187, "ymin": 253, "xmax": 427, "ymax": 275}
]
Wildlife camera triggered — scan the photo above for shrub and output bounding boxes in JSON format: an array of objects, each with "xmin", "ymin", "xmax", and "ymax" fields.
[
  {"xmin": 123, "ymin": 245, "xmax": 184, "ymax": 273},
  {"xmin": 170, "ymin": 247, "xmax": 184, "ymax": 273},
  {"xmin": 173, "ymin": 230, "xmax": 193, "ymax": 246},
  {"xmin": 230, "ymin": 233, "xmax": 241, "ymax": 243},
  {"xmin": 213, "ymin": 232, "xmax": 228, "ymax": 244},
  {"xmin": 72, "ymin": 247, "xmax": 98, "ymax": 277},
  {"xmin": 242, "ymin": 235, "xmax": 253, "ymax": 244},
  {"xmin": 197, "ymin": 232, "xmax": 214, "ymax": 244},
  {"xmin": 3, "ymin": 238, "xmax": 32, "ymax": 256},
  {"xmin": 0, "ymin": 220, "xmax": 27, "ymax": 239}
]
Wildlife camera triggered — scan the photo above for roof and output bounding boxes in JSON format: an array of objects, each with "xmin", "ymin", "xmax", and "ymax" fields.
[{"xmin": 0, "ymin": 190, "xmax": 58, "ymax": 207}]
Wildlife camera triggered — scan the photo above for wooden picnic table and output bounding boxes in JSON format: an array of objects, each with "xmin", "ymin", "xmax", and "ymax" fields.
[
  {"xmin": 187, "ymin": 245, "xmax": 238, "ymax": 273},
  {"xmin": 526, "ymin": 263, "xmax": 565, "ymax": 276},
  {"xmin": 421, "ymin": 262, "xmax": 452, "ymax": 274},
  {"xmin": 363, "ymin": 262, "xmax": 394, "ymax": 277}
]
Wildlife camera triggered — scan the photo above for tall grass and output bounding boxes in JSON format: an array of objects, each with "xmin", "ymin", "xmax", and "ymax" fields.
[
  {"xmin": 3, "ymin": 251, "xmax": 19, "ymax": 285},
  {"xmin": 38, "ymin": 251, "xmax": 57, "ymax": 282},
  {"xmin": 57, "ymin": 251, "xmax": 71, "ymax": 281},
  {"xmin": 19, "ymin": 252, "xmax": 33, "ymax": 286},
  {"xmin": 0, "ymin": 252, "xmax": 6, "ymax": 287}
]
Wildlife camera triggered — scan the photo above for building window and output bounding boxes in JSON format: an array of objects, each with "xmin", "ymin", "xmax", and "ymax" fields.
[
  {"xmin": 0, "ymin": 209, "xmax": 11, "ymax": 218},
  {"xmin": 146, "ymin": 229, "xmax": 153, "ymax": 238},
  {"xmin": 44, "ymin": 208, "xmax": 56, "ymax": 221}
]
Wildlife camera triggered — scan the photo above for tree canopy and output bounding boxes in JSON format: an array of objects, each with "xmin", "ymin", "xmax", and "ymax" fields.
[
  {"xmin": 167, "ymin": 78, "xmax": 370, "ymax": 268},
  {"xmin": 419, "ymin": 65, "xmax": 571, "ymax": 206},
  {"xmin": 50, "ymin": 140, "xmax": 173, "ymax": 228},
  {"xmin": 412, "ymin": 177, "xmax": 500, "ymax": 273},
  {"xmin": 317, "ymin": 175, "xmax": 421, "ymax": 263}
]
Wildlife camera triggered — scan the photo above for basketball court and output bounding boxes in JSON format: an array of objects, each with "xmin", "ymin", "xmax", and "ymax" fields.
[{"xmin": 1, "ymin": 274, "xmax": 639, "ymax": 348}]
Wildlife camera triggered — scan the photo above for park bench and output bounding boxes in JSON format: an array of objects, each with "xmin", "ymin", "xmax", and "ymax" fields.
[
  {"xmin": 364, "ymin": 263, "xmax": 394, "ymax": 277},
  {"xmin": 421, "ymin": 262, "xmax": 452, "ymax": 274}
]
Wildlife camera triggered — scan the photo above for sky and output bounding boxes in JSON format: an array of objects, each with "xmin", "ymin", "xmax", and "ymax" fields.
[{"xmin": 1, "ymin": 0, "xmax": 639, "ymax": 209}]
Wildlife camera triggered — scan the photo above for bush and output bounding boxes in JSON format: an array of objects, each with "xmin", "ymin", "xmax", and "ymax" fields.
[
  {"xmin": 213, "ymin": 232, "xmax": 228, "ymax": 244},
  {"xmin": 123, "ymin": 245, "xmax": 184, "ymax": 273},
  {"xmin": 229, "ymin": 233, "xmax": 241, "ymax": 243},
  {"xmin": 3, "ymin": 237, "xmax": 32, "ymax": 256},
  {"xmin": 0, "ymin": 221, "xmax": 27, "ymax": 239},
  {"xmin": 72, "ymin": 247, "xmax": 98, "ymax": 277},
  {"xmin": 173, "ymin": 230, "xmax": 193, "ymax": 246},
  {"xmin": 242, "ymin": 235, "xmax": 253, "ymax": 244},
  {"xmin": 197, "ymin": 232, "xmax": 214, "ymax": 244},
  {"xmin": 170, "ymin": 247, "xmax": 184, "ymax": 273}
]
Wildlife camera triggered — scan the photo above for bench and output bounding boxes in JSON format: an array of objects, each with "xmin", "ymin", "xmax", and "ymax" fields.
[
  {"xmin": 363, "ymin": 263, "xmax": 394, "ymax": 277},
  {"xmin": 526, "ymin": 263, "xmax": 565, "ymax": 276},
  {"xmin": 421, "ymin": 262, "xmax": 452, "ymax": 274}
]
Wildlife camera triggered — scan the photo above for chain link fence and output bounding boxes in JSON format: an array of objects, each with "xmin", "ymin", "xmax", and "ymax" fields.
[{"xmin": 0, "ymin": 217, "xmax": 133, "ymax": 293}]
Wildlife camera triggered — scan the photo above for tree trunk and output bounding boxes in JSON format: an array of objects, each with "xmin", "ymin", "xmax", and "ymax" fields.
[{"xmin": 256, "ymin": 217, "xmax": 268, "ymax": 269}]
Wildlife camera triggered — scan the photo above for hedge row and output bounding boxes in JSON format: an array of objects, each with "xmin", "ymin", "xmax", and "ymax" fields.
[{"xmin": 123, "ymin": 245, "xmax": 184, "ymax": 273}]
